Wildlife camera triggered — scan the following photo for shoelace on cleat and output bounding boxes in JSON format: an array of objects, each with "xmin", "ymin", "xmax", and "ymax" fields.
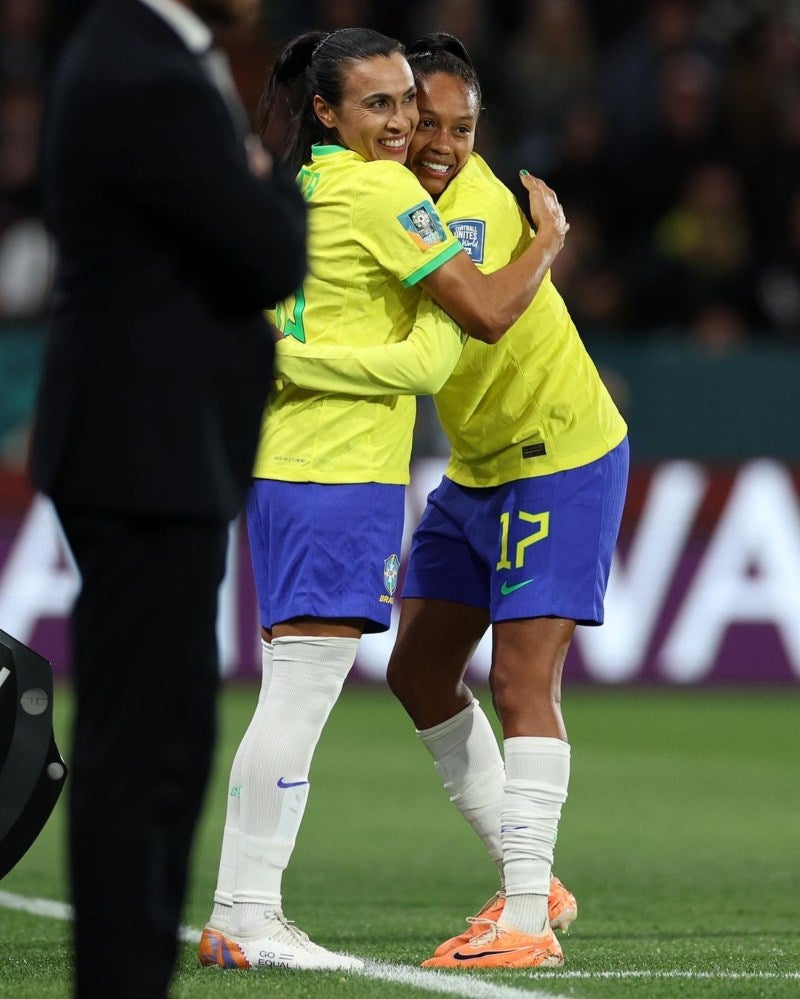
[
  {"xmin": 268, "ymin": 914, "xmax": 315, "ymax": 948},
  {"xmin": 467, "ymin": 919, "xmax": 503, "ymax": 946},
  {"xmin": 464, "ymin": 915, "xmax": 497, "ymax": 931}
]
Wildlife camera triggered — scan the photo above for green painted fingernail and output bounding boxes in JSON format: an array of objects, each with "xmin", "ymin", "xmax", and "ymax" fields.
[{"xmin": 520, "ymin": 169, "xmax": 529, "ymax": 176}]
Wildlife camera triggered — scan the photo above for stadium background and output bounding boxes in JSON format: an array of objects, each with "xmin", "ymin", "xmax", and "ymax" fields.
[{"xmin": 1, "ymin": 0, "xmax": 800, "ymax": 687}]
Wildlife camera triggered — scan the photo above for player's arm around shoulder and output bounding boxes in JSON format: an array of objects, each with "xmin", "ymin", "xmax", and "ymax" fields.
[{"xmin": 273, "ymin": 297, "xmax": 465, "ymax": 398}]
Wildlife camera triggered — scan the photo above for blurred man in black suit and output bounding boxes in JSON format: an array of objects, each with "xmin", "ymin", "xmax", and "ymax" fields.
[{"xmin": 29, "ymin": 1, "xmax": 306, "ymax": 995}]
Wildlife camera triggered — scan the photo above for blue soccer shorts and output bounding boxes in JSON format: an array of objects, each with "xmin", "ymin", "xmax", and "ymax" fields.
[
  {"xmin": 403, "ymin": 437, "xmax": 629, "ymax": 625},
  {"xmin": 246, "ymin": 479, "xmax": 406, "ymax": 633}
]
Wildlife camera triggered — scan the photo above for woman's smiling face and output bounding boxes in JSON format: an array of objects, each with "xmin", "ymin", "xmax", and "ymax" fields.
[
  {"xmin": 406, "ymin": 72, "xmax": 479, "ymax": 198},
  {"xmin": 313, "ymin": 52, "xmax": 419, "ymax": 163}
]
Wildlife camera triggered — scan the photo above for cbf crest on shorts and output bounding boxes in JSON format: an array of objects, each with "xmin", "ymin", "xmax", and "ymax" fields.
[
  {"xmin": 449, "ymin": 219, "xmax": 486, "ymax": 264},
  {"xmin": 383, "ymin": 553, "xmax": 400, "ymax": 596},
  {"xmin": 397, "ymin": 200, "xmax": 448, "ymax": 250}
]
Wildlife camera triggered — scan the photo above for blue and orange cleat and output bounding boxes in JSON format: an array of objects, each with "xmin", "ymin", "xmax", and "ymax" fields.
[
  {"xmin": 197, "ymin": 915, "xmax": 364, "ymax": 972},
  {"xmin": 198, "ymin": 925, "xmax": 249, "ymax": 969}
]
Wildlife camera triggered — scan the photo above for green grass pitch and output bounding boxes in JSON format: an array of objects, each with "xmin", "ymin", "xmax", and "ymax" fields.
[{"xmin": 1, "ymin": 682, "xmax": 799, "ymax": 997}]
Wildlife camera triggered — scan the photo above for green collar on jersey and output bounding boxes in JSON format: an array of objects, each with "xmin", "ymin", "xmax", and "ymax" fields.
[{"xmin": 312, "ymin": 143, "xmax": 348, "ymax": 156}]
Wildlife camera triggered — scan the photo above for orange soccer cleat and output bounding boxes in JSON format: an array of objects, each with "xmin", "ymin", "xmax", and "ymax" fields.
[
  {"xmin": 548, "ymin": 875, "xmax": 578, "ymax": 931},
  {"xmin": 431, "ymin": 874, "xmax": 578, "ymax": 957},
  {"xmin": 422, "ymin": 919, "xmax": 564, "ymax": 969},
  {"xmin": 431, "ymin": 892, "xmax": 505, "ymax": 958}
]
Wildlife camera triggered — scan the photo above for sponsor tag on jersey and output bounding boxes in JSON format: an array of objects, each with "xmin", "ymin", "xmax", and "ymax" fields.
[
  {"xmin": 449, "ymin": 219, "xmax": 486, "ymax": 263},
  {"xmin": 397, "ymin": 200, "xmax": 448, "ymax": 250}
]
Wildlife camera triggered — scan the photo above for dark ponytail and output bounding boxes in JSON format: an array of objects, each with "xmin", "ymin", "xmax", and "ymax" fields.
[
  {"xmin": 259, "ymin": 28, "xmax": 406, "ymax": 174},
  {"xmin": 406, "ymin": 32, "xmax": 482, "ymax": 109}
]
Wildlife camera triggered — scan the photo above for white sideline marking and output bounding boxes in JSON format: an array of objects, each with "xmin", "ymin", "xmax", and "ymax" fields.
[
  {"xmin": 0, "ymin": 891, "xmax": 201, "ymax": 943},
  {"xmin": 0, "ymin": 891, "xmax": 71, "ymax": 920},
  {"xmin": 549, "ymin": 970, "xmax": 800, "ymax": 981},
  {"xmin": 0, "ymin": 892, "xmax": 563, "ymax": 998},
  {"xmin": 171, "ymin": 924, "xmax": 567, "ymax": 998},
  {"xmin": 6, "ymin": 892, "xmax": 800, "ymax": 991},
  {"xmin": 360, "ymin": 960, "xmax": 570, "ymax": 998}
]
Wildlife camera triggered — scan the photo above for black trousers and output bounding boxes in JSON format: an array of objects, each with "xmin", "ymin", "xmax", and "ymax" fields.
[{"xmin": 57, "ymin": 509, "xmax": 229, "ymax": 999}]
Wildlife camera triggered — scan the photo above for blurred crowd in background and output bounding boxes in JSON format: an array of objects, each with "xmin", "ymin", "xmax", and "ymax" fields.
[{"xmin": 1, "ymin": 0, "xmax": 799, "ymax": 467}]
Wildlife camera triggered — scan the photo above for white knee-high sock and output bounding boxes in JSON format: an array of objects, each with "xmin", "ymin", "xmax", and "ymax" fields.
[
  {"xmin": 501, "ymin": 736, "xmax": 570, "ymax": 934},
  {"xmin": 210, "ymin": 639, "xmax": 274, "ymax": 928},
  {"xmin": 230, "ymin": 635, "xmax": 358, "ymax": 936},
  {"xmin": 417, "ymin": 699, "xmax": 505, "ymax": 880}
]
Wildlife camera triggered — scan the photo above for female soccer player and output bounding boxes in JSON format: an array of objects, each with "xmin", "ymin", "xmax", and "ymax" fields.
[
  {"xmin": 269, "ymin": 33, "xmax": 629, "ymax": 971},
  {"xmin": 198, "ymin": 27, "xmax": 569, "ymax": 973}
]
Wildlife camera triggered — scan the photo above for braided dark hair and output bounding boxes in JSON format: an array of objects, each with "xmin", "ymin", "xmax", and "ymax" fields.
[{"xmin": 259, "ymin": 28, "xmax": 406, "ymax": 173}]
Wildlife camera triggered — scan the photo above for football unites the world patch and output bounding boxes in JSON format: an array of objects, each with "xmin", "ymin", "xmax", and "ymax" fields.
[
  {"xmin": 448, "ymin": 218, "xmax": 486, "ymax": 263},
  {"xmin": 397, "ymin": 200, "xmax": 448, "ymax": 250}
]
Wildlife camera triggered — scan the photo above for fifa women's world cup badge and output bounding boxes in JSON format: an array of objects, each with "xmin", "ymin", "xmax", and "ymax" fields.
[
  {"xmin": 396, "ymin": 200, "xmax": 447, "ymax": 250},
  {"xmin": 381, "ymin": 553, "xmax": 400, "ymax": 604}
]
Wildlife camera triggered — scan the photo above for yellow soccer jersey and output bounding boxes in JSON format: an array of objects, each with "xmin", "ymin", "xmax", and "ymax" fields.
[
  {"xmin": 433, "ymin": 154, "xmax": 627, "ymax": 486},
  {"xmin": 253, "ymin": 145, "xmax": 463, "ymax": 484}
]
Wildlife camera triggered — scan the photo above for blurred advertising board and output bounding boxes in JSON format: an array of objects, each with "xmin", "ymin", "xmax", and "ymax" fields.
[{"xmin": 1, "ymin": 456, "xmax": 799, "ymax": 685}]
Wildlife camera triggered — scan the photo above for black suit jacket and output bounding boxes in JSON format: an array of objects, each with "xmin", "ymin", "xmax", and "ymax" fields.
[{"xmin": 30, "ymin": 0, "xmax": 307, "ymax": 522}]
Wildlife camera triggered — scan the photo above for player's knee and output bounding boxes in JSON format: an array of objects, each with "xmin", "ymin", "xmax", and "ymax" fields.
[
  {"xmin": 489, "ymin": 669, "xmax": 513, "ymax": 721},
  {"xmin": 387, "ymin": 656, "xmax": 446, "ymax": 724},
  {"xmin": 386, "ymin": 654, "xmax": 415, "ymax": 706},
  {"xmin": 490, "ymin": 662, "xmax": 558, "ymax": 724}
]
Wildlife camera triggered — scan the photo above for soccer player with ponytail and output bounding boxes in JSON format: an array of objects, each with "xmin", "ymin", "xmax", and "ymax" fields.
[
  {"xmin": 199, "ymin": 26, "xmax": 569, "ymax": 973},
  {"xmin": 272, "ymin": 32, "xmax": 628, "ymax": 971}
]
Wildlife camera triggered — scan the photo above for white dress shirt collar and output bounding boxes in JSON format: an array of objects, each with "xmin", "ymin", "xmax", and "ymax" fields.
[{"xmin": 137, "ymin": 0, "xmax": 212, "ymax": 54}]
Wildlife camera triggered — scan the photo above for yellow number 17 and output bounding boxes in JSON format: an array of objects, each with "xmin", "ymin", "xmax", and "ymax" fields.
[{"xmin": 496, "ymin": 510, "xmax": 550, "ymax": 570}]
